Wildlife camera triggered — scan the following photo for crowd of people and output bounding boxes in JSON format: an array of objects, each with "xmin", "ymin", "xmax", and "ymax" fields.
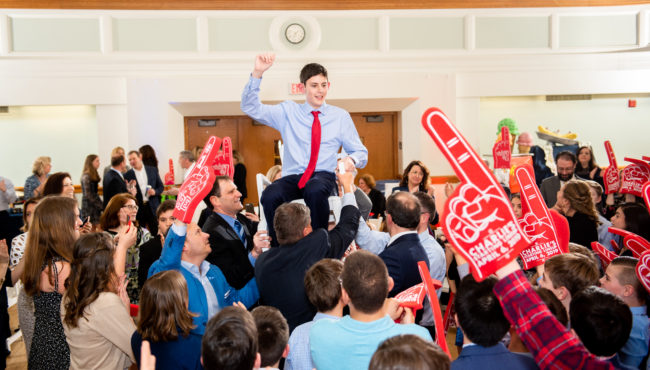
[{"xmin": 0, "ymin": 53, "xmax": 647, "ymax": 370}]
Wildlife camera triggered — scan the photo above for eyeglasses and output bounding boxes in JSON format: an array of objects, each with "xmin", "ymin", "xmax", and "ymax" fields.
[{"xmin": 123, "ymin": 205, "xmax": 139, "ymax": 211}]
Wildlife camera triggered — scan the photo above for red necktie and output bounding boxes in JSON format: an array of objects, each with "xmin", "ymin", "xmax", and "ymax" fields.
[{"xmin": 298, "ymin": 111, "xmax": 321, "ymax": 189}]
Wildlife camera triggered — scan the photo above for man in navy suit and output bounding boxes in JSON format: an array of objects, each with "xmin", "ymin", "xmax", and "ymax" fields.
[
  {"xmin": 103, "ymin": 155, "xmax": 136, "ymax": 209},
  {"xmin": 378, "ymin": 191, "xmax": 429, "ymax": 297},
  {"xmin": 125, "ymin": 150, "xmax": 164, "ymax": 235},
  {"xmin": 451, "ymin": 275, "xmax": 537, "ymax": 370}
]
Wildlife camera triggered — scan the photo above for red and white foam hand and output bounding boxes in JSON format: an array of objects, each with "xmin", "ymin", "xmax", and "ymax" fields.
[
  {"xmin": 515, "ymin": 164, "xmax": 567, "ymax": 269},
  {"xmin": 492, "ymin": 126, "xmax": 511, "ymax": 170},
  {"xmin": 591, "ymin": 242, "xmax": 618, "ymax": 270},
  {"xmin": 603, "ymin": 140, "xmax": 620, "ymax": 194},
  {"xmin": 643, "ymin": 181, "xmax": 650, "ymax": 211},
  {"xmin": 620, "ymin": 157, "xmax": 650, "ymax": 197},
  {"xmin": 164, "ymin": 159, "xmax": 175, "ymax": 185},
  {"xmin": 636, "ymin": 250, "xmax": 650, "ymax": 294},
  {"xmin": 421, "ymin": 108, "xmax": 530, "ymax": 281},
  {"xmin": 174, "ymin": 136, "xmax": 222, "ymax": 223},
  {"xmin": 608, "ymin": 227, "xmax": 650, "ymax": 258},
  {"xmin": 213, "ymin": 137, "xmax": 234, "ymax": 179}
]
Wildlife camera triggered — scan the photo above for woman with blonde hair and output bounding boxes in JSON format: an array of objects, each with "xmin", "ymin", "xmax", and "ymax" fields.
[
  {"xmin": 266, "ymin": 164, "xmax": 282, "ymax": 183},
  {"xmin": 555, "ymin": 180, "xmax": 599, "ymax": 248},
  {"xmin": 24, "ymin": 156, "xmax": 51, "ymax": 200},
  {"xmin": 63, "ymin": 230, "xmax": 137, "ymax": 370},
  {"xmin": 81, "ymin": 154, "xmax": 103, "ymax": 224},
  {"xmin": 23, "ymin": 196, "xmax": 82, "ymax": 369},
  {"xmin": 100, "ymin": 193, "xmax": 152, "ymax": 303},
  {"xmin": 131, "ymin": 270, "xmax": 202, "ymax": 370}
]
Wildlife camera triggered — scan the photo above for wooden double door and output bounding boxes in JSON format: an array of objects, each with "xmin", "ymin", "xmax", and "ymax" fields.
[{"xmin": 185, "ymin": 112, "xmax": 398, "ymax": 204}]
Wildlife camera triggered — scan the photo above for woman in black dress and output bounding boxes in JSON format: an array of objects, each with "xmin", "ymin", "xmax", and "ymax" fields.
[
  {"xmin": 358, "ymin": 173, "xmax": 385, "ymax": 219},
  {"xmin": 556, "ymin": 180, "xmax": 600, "ymax": 248}
]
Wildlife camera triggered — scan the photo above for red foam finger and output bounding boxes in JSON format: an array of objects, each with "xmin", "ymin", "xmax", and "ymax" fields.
[
  {"xmin": 515, "ymin": 164, "xmax": 565, "ymax": 269},
  {"xmin": 422, "ymin": 108, "xmax": 530, "ymax": 281},
  {"xmin": 164, "ymin": 159, "xmax": 175, "ymax": 185},
  {"xmin": 493, "ymin": 126, "xmax": 511, "ymax": 169},
  {"xmin": 608, "ymin": 227, "xmax": 650, "ymax": 258},
  {"xmin": 395, "ymin": 283, "xmax": 426, "ymax": 311},
  {"xmin": 636, "ymin": 250, "xmax": 650, "ymax": 294},
  {"xmin": 620, "ymin": 158, "xmax": 650, "ymax": 197},
  {"xmin": 592, "ymin": 242, "xmax": 618, "ymax": 270},
  {"xmin": 174, "ymin": 136, "xmax": 222, "ymax": 223},
  {"xmin": 603, "ymin": 141, "xmax": 620, "ymax": 194},
  {"xmin": 213, "ymin": 136, "xmax": 234, "ymax": 179},
  {"xmin": 643, "ymin": 182, "xmax": 650, "ymax": 212}
]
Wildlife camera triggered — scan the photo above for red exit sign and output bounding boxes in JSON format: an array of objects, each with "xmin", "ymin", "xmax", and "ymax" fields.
[{"xmin": 289, "ymin": 83, "xmax": 304, "ymax": 95}]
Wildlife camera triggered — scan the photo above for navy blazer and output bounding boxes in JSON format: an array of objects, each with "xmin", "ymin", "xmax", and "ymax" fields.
[
  {"xmin": 379, "ymin": 232, "xmax": 429, "ymax": 297},
  {"xmin": 451, "ymin": 343, "xmax": 538, "ymax": 370},
  {"xmin": 102, "ymin": 169, "xmax": 127, "ymax": 209},
  {"xmin": 255, "ymin": 204, "xmax": 360, "ymax": 332},
  {"xmin": 124, "ymin": 165, "xmax": 164, "ymax": 214},
  {"xmin": 202, "ymin": 212, "xmax": 257, "ymax": 290}
]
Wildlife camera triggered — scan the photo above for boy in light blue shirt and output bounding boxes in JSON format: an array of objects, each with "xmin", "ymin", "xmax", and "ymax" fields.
[{"xmin": 309, "ymin": 251, "xmax": 432, "ymax": 370}]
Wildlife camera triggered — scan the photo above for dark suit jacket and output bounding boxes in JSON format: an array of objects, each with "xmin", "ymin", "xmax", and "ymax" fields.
[
  {"xmin": 138, "ymin": 235, "xmax": 163, "ymax": 291},
  {"xmin": 202, "ymin": 212, "xmax": 257, "ymax": 289},
  {"xmin": 379, "ymin": 232, "xmax": 429, "ymax": 297},
  {"xmin": 451, "ymin": 343, "xmax": 538, "ymax": 370},
  {"xmin": 124, "ymin": 165, "xmax": 164, "ymax": 214},
  {"xmin": 254, "ymin": 204, "xmax": 360, "ymax": 332},
  {"xmin": 540, "ymin": 176, "xmax": 562, "ymax": 208},
  {"xmin": 103, "ymin": 169, "xmax": 127, "ymax": 209}
]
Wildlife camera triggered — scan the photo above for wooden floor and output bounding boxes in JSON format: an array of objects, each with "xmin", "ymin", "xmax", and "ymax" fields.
[{"xmin": 6, "ymin": 304, "xmax": 27, "ymax": 370}]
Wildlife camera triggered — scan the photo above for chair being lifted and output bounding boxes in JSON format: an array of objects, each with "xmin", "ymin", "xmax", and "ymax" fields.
[{"xmin": 255, "ymin": 140, "xmax": 342, "ymax": 232}]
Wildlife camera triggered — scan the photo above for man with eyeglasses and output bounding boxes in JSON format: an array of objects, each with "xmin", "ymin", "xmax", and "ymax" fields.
[{"xmin": 540, "ymin": 151, "xmax": 581, "ymax": 208}]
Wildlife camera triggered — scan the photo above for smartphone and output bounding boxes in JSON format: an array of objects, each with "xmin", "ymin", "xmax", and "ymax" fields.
[
  {"xmin": 126, "ymin": 215, "xmax": 131, "ymax": 233},
  {"xmin": 245, "ymin": 203, "xmax": 255, "ymax": 214},
  {"xmin": 81, "ymin": 216, "xmax": 90, "ymax": 227}
]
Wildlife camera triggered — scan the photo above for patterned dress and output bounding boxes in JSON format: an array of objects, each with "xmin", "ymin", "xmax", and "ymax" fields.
[
  {"xmin": 80, "ymin": 173, "xmax": 103, "ymax": 223},
  {"xmin": 108, "ymin": 227, "xmax": 152, "ymax": 303},
  {"xmin": 29, "ymin": 259, "xmax": 70, "ymax": 370}
]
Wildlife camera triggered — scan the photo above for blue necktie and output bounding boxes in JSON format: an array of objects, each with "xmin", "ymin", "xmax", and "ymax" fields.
[{"xmin": 233, "ymin": 220, "xmax": 246, "ymax": 245}]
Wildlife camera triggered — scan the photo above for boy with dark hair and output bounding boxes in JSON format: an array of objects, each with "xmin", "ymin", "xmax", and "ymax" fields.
[
  {"xmin": 569, "ymin": 286, "xmax": 633, "ymax": 368},
  {"xmin": 251, "ymin": 306, "xmax": 290, "ymax": 369},
  {"xmin": 310, "ymin": 250, "xmax": 432, "ymax": 370},
  {"xmin": 241, "ymin": 53, "xmax": 368, "ymax": 247},
  {"xmin": 285, "ymin": 259, "xmax": 345, "ymax": 370},
  {"xmin": 539, "ymin": 253, "xmax": 599, "ymax": 315},
  {"xmin": 452, "ymin": 275, "xmax": 537, "ymax": 370},
  {"xmin": 369, "ymin": 334, "xmax": 450, "ymax": 370},
  {"xmin": 139, "ymin": 199, "xmax": 176, "ymax": 290},
  {"xmin": 599, "ymin": 256, "xmax": 649, "ymax": 367},
  {"xmin": 201, "ymin": 306, "xmax": 260, "ymax": 370}
]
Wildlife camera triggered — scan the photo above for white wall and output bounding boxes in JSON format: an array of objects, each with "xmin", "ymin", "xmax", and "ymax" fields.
[
  {"xmin": 0, "ymin": 105, "xmax": 98, "ymax": 185},
  {"xmin": 1, "ymin": 6, "xmax": 650, "ymax": 187},
  {"xmin": 478, "ymin": 94, "xmax": 650, "ymax": 165}
]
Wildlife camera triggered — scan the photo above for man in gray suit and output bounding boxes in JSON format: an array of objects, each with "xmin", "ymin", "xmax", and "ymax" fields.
[{"xmin": 540, "ymin": 151, "xmax": 579, "ymax": 208}]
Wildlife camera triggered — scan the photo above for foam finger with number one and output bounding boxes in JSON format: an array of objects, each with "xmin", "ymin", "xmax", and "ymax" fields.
[{"xmin": 421, "ymin": 108, "xmax": 530, "ymax": 281}]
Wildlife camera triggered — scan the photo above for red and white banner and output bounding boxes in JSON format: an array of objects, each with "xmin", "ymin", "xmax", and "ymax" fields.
[
  {"xmin": 608, "ymin": 227, "xmax": 650, "ymax": 258},
  {"xmin": 493, "ymin": 126, "xmax": 511, "ymax": 170},
  {"xmin": 417, "ymin": 261, "xmax": 449, "ymax": 358},
  {"xmin": 620, "ymin": 157, "xmax": 650, "ymax": 197},
  {"xmin": 591, "ymin": 242, "xmax": 618, "ymax": 270},
  {"xmin": 515, "ymin": 164, "xmax": 568, "ymax": 269},
  {"xmin": 213, "ymin": 136, "xmax": 234, "ymax": 179},
  {"xmin": 164, "ymin": 159, "xmax": 175, "ymax": 185},
  {"xmin": 174, "ymin": 136, "xmax": 222, "ymax": 223},
  {"xmin": 603, "ymin": 141, "xmax": 620, "ymax": 194},
  {"xmin": 636, "ymin": 250, "xmax": 650, "ymax": 294},
  {"xmin": 421, "ymin": 108, "xmax": 531, "ymax": 281}
]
